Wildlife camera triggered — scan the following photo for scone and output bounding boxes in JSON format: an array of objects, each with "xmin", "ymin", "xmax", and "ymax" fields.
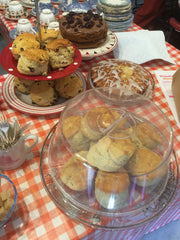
[
  {"xmin": 30, "ymin": 81, "xmax": 58, "ymax": 106},
  {"xmin": 125, "ymin": 147, "xmax": 167, "ymax": 187},
  {"xmin": 13, "ymin": 76, "xmax": 34, "ymax": 94},
  {"xmin": 36, "ymin": 28, "xmax": 63, "ymax": 49},
  {"xmin": 17, "ymin": 48, "xmax": 49, "ymax": 76},
  {"xmin": 62, "ymin": 115, "xmax": 90, "ymax": 151},
  {"xmin": 135, "ymin": 122, "xmax": 162, "ymax": 149},
  {"xmin": 81, "ymin": 107, "xmax": 122, "ymax": 141},
  {"xmin": 95, "ymin": 169, "xmax": 130, "ymax": 209},
  {"xmin": 11, "ymin": 32, "xmax": 40, "ymax": 60},
  {"xmin": 60, "ymin": 151, "xmax": 94, "ymax": 191},
  {"xmin": 87, "ymin": 133, "xmax": 135, "ymax": 172},
  {"xmin": 55, "ymin": 73, "xmax": 83, "ymax": 99},
  {"xmin": 46, "ymin": 39, "xmax": 75, "ymax": 70}
]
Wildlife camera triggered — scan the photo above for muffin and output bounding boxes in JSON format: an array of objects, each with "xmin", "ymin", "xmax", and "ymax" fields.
[
  {"xmin": 13, "ymin": 76, "xmax": 34, "ymax": 94},
  {"xmin": 11, "ymin": 32, "xmax": 40, "ymax": 60},
  {"xmin": 55, "ymin": 73, "xmax": 83, "ymax": 99},
  {"xmin": 125, "ymin": 147, "xmax": 167, "ymax": 187},
  {"xmin": 62, "ymin": 115, "xmax": 90, "ymax": 151},
  {"xmin": 17, "ymin": 48, "xmax": 49, "ymax": 76},
  {"xmin": 46, "ymin": 39, "xmax": 75, "ymax": 70},
  {"xmin": 36, "ymin": 28, "xmax": 63, "ymax": 49},
  {"xmin": 95, "ymin": 169, "xmax": 130, "ymax": 209},
  {"xmin": 30, "ymin": 81, "xmax": 58, "ymax": 106}
]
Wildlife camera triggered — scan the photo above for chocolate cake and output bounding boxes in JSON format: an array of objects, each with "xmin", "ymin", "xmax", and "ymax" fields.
[{"xmin": 59, "ymin": 11, "xmax": 108, "ymax": 49}]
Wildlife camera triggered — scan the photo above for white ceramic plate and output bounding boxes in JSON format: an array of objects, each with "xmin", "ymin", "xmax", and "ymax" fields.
[
  {"xmin": 2, "ymin": 72, "xmax": 87, "ymax": 116},
  {"xmin": 80, "ymin": 31, "xmax": 118, "ymax": 60}
]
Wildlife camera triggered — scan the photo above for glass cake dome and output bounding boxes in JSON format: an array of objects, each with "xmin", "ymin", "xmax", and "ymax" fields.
[{"xmin": 47, "ymin": 87, "xmax": 174, "ymax": 229}]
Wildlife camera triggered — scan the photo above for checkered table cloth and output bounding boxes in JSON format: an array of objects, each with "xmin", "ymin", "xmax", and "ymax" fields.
[{"xmin": 0, "ymin": 9, "xmax": 180, "ymax": 239}]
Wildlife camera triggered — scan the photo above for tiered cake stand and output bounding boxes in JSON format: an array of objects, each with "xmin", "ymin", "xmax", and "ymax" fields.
[{"xmin": 0, "ymin": 43, "xmax": 82, "ymax": 115}]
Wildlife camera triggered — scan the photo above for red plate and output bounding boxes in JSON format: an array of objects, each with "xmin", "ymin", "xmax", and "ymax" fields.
[{"xmin": 0, "ymin": 43, "xmax": 82, "ymax": 81}]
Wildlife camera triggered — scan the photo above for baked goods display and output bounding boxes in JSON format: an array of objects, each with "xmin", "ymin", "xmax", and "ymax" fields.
[
  {"xmin": 49, "ymin": 99, "xmax": 171, "ymax": 212},
  {"xmin": 46, "ymin": 85, "xmax": 174, "ymax": 230},
  {"xmin": 13, "ymin": 72, "xmax": 85, "ymax": 107},
  {"xmin": 59, "ymin": 10, "xmax": 108, "ymax": 48},
  {"xmin": 88, "ymin": 59, "xmax": 154, "ymax": 96},
  {"xmin": 11, "ymin": 30, "xmax": 76, "ymax": 76}
]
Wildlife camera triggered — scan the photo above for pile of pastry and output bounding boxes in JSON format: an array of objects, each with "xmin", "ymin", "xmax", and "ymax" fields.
[
  {"xmin": 11, "ymin": 29, "xmax": 84, "ymax": 106},
  {"xmin": 14, "ymin": 73, "xmax": 83, "ymax": 107},
  {"xmin": 11, "ymin": 28, "xmax": 75, "ymax": 76},
  {"xmin": 58, "ymin": 106, "xmax": 167, "ymax": 210}
]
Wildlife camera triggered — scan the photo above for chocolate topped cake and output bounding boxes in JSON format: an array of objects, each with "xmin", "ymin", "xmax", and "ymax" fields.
[{"xmin": 59, "ymin": 11, "xmax": 108, "ymax": 49}]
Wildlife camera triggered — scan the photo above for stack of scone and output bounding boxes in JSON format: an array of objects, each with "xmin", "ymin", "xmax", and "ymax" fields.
[
  {"xmin": 14, "ymin": 73, "xmax": 84, "ymax": 106},
  {"xmin": 59, "ymin": 106, "xmax": 167, "ymax": 210},
  {"xmin": 11, "ymin": 29, "xmax": 84, "ymax": 107},
  {"xmin": 11, "ymin": 29, "xmax": 75, "ymax": 76}
]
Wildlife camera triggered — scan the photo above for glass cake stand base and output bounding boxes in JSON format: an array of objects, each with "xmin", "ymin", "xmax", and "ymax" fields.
[{"xmin": 40, "ymin": 124, "xmax": 179, "ymax": 230}]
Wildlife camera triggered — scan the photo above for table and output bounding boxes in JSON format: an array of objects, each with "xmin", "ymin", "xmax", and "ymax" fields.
[{"xmin": 0, "ymin": 7, "xmax": 180, "ymax": 240}]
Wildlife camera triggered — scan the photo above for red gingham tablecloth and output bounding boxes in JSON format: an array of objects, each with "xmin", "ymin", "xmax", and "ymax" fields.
[{"xmin": 0, "ymin": 9, "xmax": 180, "ymax": 240}]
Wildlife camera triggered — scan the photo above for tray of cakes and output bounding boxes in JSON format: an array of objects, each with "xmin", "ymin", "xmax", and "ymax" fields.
[
  {"xmin": 0, "ymin": 29, "xmax": 82, "ymax": 81},
  {"xmin": 0, "ymin": 28, "xmax": 86, "ymax": 115},
  {"xmin": 39, "ymin": 87, "xmax": 179, "ymax": 229}
]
